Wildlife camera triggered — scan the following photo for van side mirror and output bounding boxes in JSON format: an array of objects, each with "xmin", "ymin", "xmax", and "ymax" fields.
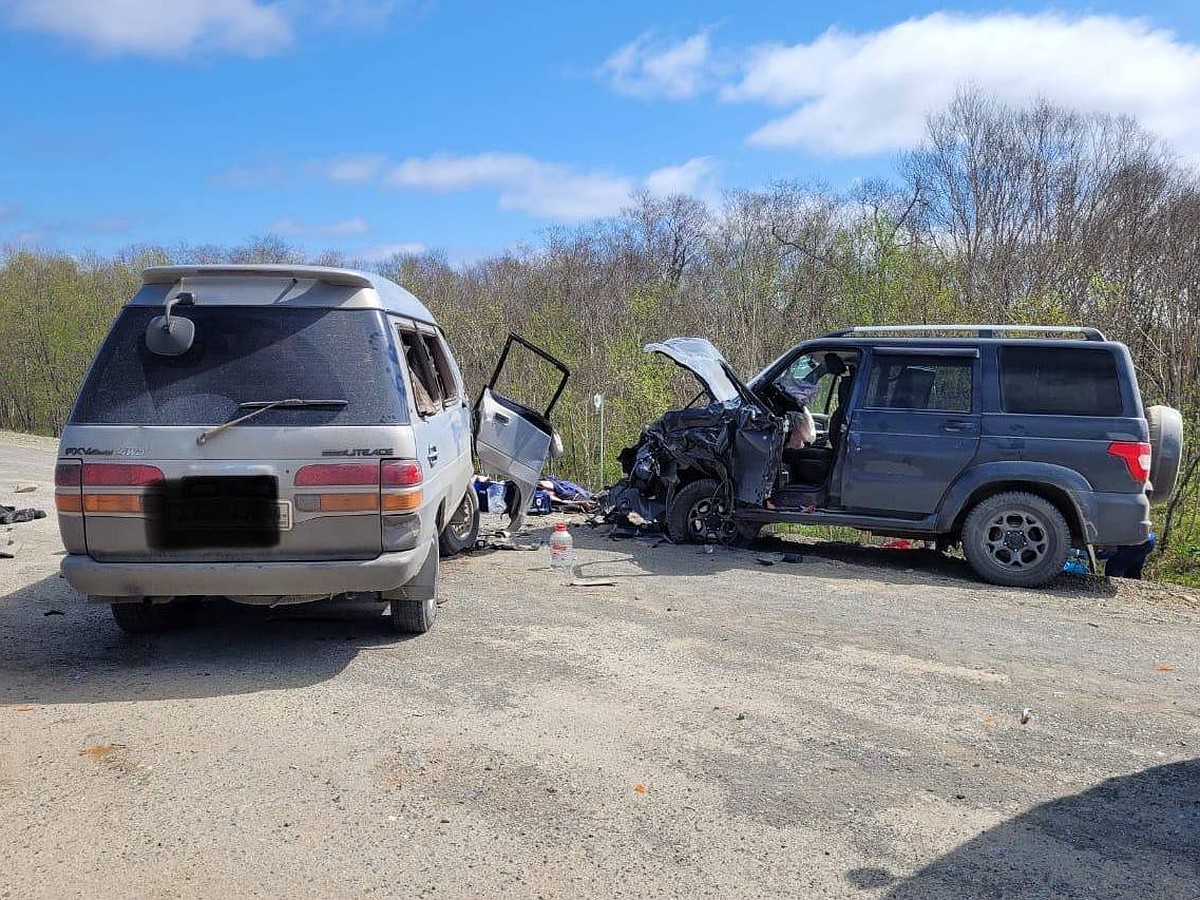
[{"xmin": 146, "ymin": 291, "xmax": 195, "ymax": 356}]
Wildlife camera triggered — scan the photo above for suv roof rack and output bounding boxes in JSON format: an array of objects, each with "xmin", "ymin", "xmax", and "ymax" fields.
[{"xmin": 824, "ymin": 324, "xmax": 1107, "ymax": 342}]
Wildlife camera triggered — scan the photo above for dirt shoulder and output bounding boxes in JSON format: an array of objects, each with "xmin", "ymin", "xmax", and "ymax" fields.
[{"xmin": 1, "ymin": 433, "xmax": 1196, "ymax": 898}]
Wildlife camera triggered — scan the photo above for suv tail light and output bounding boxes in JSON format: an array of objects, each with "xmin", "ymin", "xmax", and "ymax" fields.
[
  {"xmin": 1108, "ymin": 441, "xmax": 1152, "ymax": 483},
  {"xmin": 381, "ymin": 460, "xmax": 423, "ymax": 513}
]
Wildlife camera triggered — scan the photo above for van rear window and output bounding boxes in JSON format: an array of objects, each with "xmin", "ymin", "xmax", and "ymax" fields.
[
  {"xmin": 71, "ymin": 306, "xmax": 408, "ymax": 427},
  {"xmin": 999, "ymin": 347, "xmax": 1122, "ymax": 416}
]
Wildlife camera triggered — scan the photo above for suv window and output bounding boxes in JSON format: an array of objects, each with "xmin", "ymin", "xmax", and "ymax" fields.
[
  {"xmin": 865, "ymin": 355, "xmax": 974, "ymax": 412},
  {"xmin": 999, "ymin": 346, "xmax": 1122, "ymax": 416},
  {"xmin": 71, "ymin": 306, "xmax": 408, "ymax": 427}
]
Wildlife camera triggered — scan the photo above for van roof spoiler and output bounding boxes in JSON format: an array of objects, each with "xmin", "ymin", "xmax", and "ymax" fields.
[
  {"xmin": 823, "ymin": 324, "xmax": 1107, "ymax": 342},
  {"xmin": 142, "ymin": 265, "xmax": 375, "ymax": 289}
]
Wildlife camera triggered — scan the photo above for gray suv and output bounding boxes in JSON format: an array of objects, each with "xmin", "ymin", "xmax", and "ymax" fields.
[
  {"xmin": 54, "ymin": 265, "xmax": 569, "ymax": 633},
  {"xmin": 613, "ymin": 325, "xmax": 1184, "ymax": 587}
]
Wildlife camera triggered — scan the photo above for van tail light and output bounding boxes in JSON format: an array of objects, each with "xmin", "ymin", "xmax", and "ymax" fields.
[
  {"xmin": 1108, "ymin": 441, "xmax": 1152, "ymax": 483},
  {"xmin": 295, "ymin": 463, "xmax": 380, "ymax": 486},
  {"xmin": 381, "ymin": 459, "xmax": 423, "ymax": 513},
  {"xmin": 54, "ymin": 461, "xmax": 82, "ymax": 513},
  {"xmin": 73, "ymin": 463, "xmax": 164, "ymax": 515},
  {"xmin": 81, "ymin": 464, "xmax": 164, "ymax": 486}
]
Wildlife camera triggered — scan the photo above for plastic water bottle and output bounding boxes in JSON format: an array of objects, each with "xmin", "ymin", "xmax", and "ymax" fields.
[
  {"xmin": 549, "ymin": 522, "xmax": 574, "ymax": 572},
  {"xmin": 487, "ymin": 481, "xmax": 506, "ymax": 515}
]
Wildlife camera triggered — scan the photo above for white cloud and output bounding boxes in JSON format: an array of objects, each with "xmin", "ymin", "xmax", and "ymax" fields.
[
  {"xmin": 721, "ymin": 13, "xmax": 1200, "ymax": 157},
  {"xmin": 600, "ymin": 31, "xmax": 713, "ymax": 99},
  {"xmin": 0, "ymin": 0, "xmax": 407, "ymax": 58},
  {"xmin": 268, "ymin": 217, "xmax": 370, "ymax": 236},
  {"xmin": 356, "ymin": 241, "xmax": 426, "ymax": 261},
  {"xmin": 326, "ymin": 154, "xmax": 387, "ymax": 183},
  {"xmin": 388, "ymin": 153, "xmax": 636, "ymax": 220},
  {"xmin": 645, "ymin": 157, "xmax": 720, "ymax": 201},
  {"xmin": 0, "ymin": 0, "xmax": 293, "ymax": 57}
]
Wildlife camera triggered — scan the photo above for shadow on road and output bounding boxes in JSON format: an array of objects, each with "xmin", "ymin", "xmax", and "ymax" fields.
[
  {"xmin": 876, "ymin": 759, "xmax": 1200, "ymax": 898},
  {"xmin": 0, "ymin": 573, "xmax": 405, "ymax": 707},
  {"xmin": 557, "ymin": 520, "xmax": 1117, "ymax": 599}
]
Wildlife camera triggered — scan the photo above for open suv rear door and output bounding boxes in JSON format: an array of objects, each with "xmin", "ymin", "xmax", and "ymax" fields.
[{"xmin": 474, "ymin": 333, "xmax": 570, "ymax": 529}]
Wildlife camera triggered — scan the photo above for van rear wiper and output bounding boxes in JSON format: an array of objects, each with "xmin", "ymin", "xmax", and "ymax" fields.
[{"xmin": 196, "ymin": 398, "xmax": 348, "ymax": 446}]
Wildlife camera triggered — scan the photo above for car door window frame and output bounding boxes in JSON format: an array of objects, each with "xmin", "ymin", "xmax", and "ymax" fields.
[
  {"xmin": 862, "ymin": 348, "xmax": 979, "ymax": 414},
  {"xmin": 392, "ymin": 318, "xmax": 444, "ymax": 419},
  {"xmin": 418, "ymin": 325, "xmax": 461, "ymax": 408}
]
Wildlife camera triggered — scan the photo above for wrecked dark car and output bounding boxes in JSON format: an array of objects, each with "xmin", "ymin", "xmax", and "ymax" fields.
[{"xmin": 609, "ymin": 327, "xmax": 1184, "ymax": 589}]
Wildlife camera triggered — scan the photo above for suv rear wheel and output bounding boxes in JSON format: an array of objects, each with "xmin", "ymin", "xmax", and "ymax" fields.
[{"xmin": 961, "ymin": 492, "xmax": 1070, "ymax": 588}]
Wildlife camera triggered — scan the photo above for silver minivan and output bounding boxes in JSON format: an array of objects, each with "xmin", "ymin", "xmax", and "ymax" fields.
[{"xmin": 54, "ymin": 265, "xmax": 568, "ymax": 634}]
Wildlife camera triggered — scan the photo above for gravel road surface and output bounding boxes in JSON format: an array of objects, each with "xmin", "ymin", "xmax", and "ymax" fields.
[{"xmin": 1, "ymin": 431, "xmax": 1197, "ymax": 898}]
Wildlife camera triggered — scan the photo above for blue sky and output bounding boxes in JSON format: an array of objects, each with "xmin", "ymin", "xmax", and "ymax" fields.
[{"xmin": 3, "ymin": 0, "xmax": 1200, "ymax": 261}]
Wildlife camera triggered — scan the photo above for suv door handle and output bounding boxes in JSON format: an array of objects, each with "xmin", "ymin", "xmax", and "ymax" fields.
[{"xmin": 942, "ymin": 420, "xmax": 976, "ymax": 433}]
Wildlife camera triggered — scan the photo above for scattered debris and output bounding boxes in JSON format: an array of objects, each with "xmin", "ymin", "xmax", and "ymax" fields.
[
  {"xmin": 13, "ymin": 483, "xmax": 36, "ymax": 493},
  {"xmin": 781, "ymin": 553, "xmax": 805, "ymax": 564},
  {"xmin": 882, "ymin": 538, "xmax": 915, "ymax": 550},
  {"xmin": 1155, "ymin": 664, "xmax": 1175, "ymax": 673},
  {"xmin": 634, "ymin": 783, "xmax": 647, "ymax": 794},
  {"xmin": 16, "ymin": 705, "xmax": 35, "ymax": 713},
  {"xmin": 1019, "ymin": 708, "xmax": 1033, "ymax": 725},
  {"xmin": 0, "ymin": 504, "xmax": 46, "ymax": 525},
  {"xmin": 43, "ymin": 609, "xmax": 64, "ymax": 617},
  {"xmin": 568, "ymin": 578, "xmax": 617, "ymax": 587}
]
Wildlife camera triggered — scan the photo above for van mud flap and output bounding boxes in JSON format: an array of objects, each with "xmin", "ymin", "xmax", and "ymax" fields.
[{"xmin": 382, "ymin": 539, "xmax": 438, "ymax": 601}]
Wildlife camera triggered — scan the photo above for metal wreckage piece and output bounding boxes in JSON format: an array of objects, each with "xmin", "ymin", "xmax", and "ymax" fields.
[{"xmin": 606, "ymin": 398, "xmax": 785, "ymax": 531}]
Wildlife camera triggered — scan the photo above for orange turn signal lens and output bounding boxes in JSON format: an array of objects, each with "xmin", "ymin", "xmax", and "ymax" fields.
[
  {"xmin": 382, "ymin": 490, "xmax": 422, "ymax": 512},
  {"xmin": 318, "ymin": 493, "xmax": 380, "ymax": 512},
  {"xmin": 55, "ymin": 493, "xmax": 83, "ymax": 513},
  {"xmin": 82, "ymin": 493, "xmax": 143, "ymax": 514}
]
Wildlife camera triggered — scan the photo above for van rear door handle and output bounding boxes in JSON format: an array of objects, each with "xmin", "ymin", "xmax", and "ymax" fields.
[
  {"xmin": 427, "ymin": 445, "xmax": 438, "ymax": 466},
  {"xmin": 943, "ymin": 420, "xmax": 976, "ymax": 433}
]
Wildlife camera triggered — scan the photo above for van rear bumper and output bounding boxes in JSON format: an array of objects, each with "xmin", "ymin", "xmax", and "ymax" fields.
[
  {"xmin": 61, "ymin": 548, "xmax": 426, "ymax": 600},
  {"xmin": 1087, "ymin": 490, "xmax": 1151, "ymax": 546}
]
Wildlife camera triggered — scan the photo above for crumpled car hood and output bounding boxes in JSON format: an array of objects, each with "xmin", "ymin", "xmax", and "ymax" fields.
[{"xmin": 644, "ymin": 338, "xmax": 741, "ymax": 405}]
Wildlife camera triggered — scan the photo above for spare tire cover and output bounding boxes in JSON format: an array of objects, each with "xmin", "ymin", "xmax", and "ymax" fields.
[{"xmin": 1147, "ymin": 405, "xmax": 1184, "ymax": 503}]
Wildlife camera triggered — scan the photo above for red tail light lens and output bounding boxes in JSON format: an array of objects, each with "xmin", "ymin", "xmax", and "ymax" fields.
[
  {"xmin": 295, "ymin": 463, "xmax": 380, "ymax": 486},
  {"xmin": 81, "ymin": 464, "xmax": 164, "ymax": 486},
  {"xmin": 1108, "ymin": 441, "xmax": 1152, "ymax": 483},
  {"xmin": 381, "ymin": 460, "xmax": 422, "ymax": 486},
  {"xmin": 55, "ymin": 463, "xmax": 81, "ymax": 487}
]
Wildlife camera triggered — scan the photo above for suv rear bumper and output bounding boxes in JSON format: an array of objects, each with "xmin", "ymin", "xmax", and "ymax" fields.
[
  {"xmin": 1088, "ymin": 490, "xmax": 1151, "ymax": 546},
  {"xmin": 61, "ymin": 548, "xmax": 426, "ymax": 600}
]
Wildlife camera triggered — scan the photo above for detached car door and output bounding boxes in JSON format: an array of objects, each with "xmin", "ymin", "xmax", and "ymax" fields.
[
  {"xmin": 474, "ymin": 333, "xmax": 570, "ymax": 529},
  {"xmin": 839, "ymin": 348, "xmax": 981, "ymax": 516}
]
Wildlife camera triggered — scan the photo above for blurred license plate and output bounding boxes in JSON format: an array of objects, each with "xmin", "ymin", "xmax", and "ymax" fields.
[{"xmin": 169, "ymin": 500, "xmax": 292, "ymax": 531}]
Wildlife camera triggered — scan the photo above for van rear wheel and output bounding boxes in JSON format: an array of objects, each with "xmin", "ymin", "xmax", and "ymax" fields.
[
  {"xmin": 961, "ymin": 492, "xmax": 1070, "ymax": 588},
  {"xmin": 439, "ymin": 487, "xmax": 480, "ymax": 557},
  {"xmin": 109, "ymin": 599, "xmax": 179, "ymax": 634}
]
